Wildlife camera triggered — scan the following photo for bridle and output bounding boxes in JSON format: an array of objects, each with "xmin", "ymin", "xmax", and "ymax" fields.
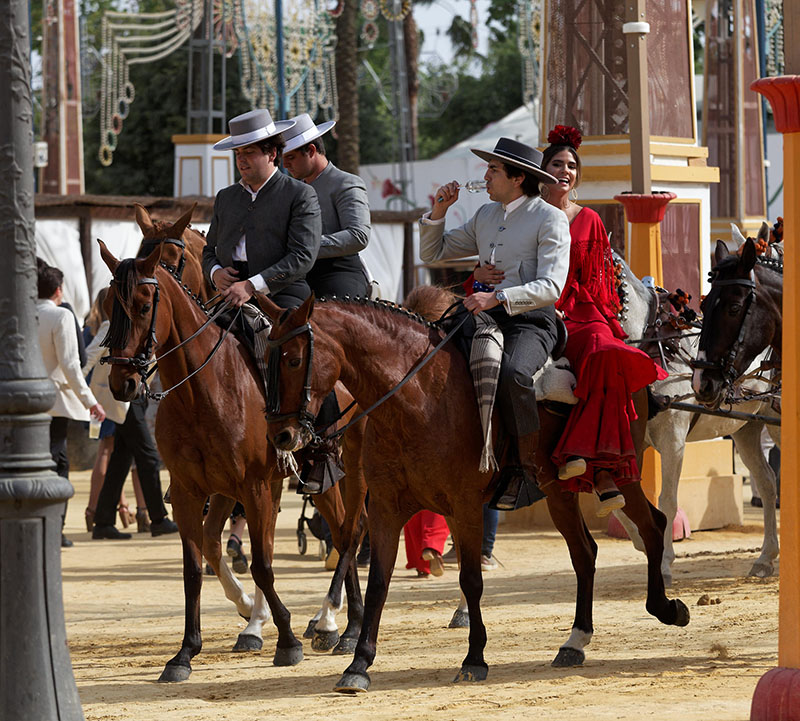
[
  {"xmin": 138, "ymin": 236, "xmax": 187, "ymax": 280},
  {"xmin": 690, "ymin": 270, "xmax": 757, "ymax": 390},
  {"xmin": 100, "ymin": 260, "xmax": 240, "ymax": 400},
  {"xmin": 264, "ymin": 299, "xmax": 469, "ymax": 445}
]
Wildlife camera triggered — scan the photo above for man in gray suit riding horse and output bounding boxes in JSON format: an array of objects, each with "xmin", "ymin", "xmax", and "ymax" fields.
[{"xmin": 420, "ymin": 137, "xmax": 571, "ymax": 511}]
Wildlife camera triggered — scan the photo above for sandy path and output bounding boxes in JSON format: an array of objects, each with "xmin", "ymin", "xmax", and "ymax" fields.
[{"xmin": 62, "ymin": 470, "xmax": 778, "ymax": 720}]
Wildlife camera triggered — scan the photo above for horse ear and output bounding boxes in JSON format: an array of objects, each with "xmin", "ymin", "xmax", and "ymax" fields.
[
  {"xmin": 293, "ymin": 293, "xmax": 315, "ymax": 326},
  {"xmin": 254, "ymin": 292, "xmax": 283, "ymax": 322},
  {"xmin": 134, "ymin": 203, "xmax": 155, "ymax": 236},
  {"xmin": 170, "ymin": 202, "xmax": 196, "ymax": 238},
  {"xmin": 730, "ymin": 223, "xmax": 746, "ymax": 249},
  {"xmin": 740, "ymin": 237, "xmax": 757, "ymax": 272},
  {"xmin": 97, "ymin": 239, "xmax": 120, "ymax": 273},
  {"xmin": 757, "ymin": 221, "xmax": 770, "ymax": 245},
  {"xmin": 714, "ymin": 239, "xmax": 729, "ymax": 265},
  {"xmin": 139, "ymin": 243, "xmax": 163, "ymax": 278}
]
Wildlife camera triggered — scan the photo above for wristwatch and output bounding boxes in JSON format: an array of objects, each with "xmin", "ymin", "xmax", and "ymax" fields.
[{"xmin": 495, "ymin": 290, "xmax": 507, "ymax": 304}]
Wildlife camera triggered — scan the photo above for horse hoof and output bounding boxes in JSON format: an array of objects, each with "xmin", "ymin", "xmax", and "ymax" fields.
[
  {"xmin": 303, "ymin": 619, "xmax": 317, "ymax": 639},
  {"xmin": 448, "ymin": 610, "xmax": 470, "ymax": 629},
  {"xmin": 158, "ymin": 663, "xmax": 192, "ymax": 683},
  {"xmin": 671, "ymin": 599, "xmax": 690, "ymax": 627},
  {"xmin": 232, "ymin": 633, "xmax": 263, "ymax": 652},
  {"xmin": 333, "ymin": 671, "xmax": 370, "ymax": 694},
  {"xmin": 311, "ymin": 629, "xmax": 340, "ymax": 652},
  {"xmin": 749, "ymin": 562, "xmax": 774, "ymax": 578},
  {"xmin": 273, "ymin": 644, "xmax": 304, "ymax": 666},
  {"xmin": 332, "ymin": 636, "xmax": 358, "ymax": 656},
  {"xmin": 551, "ymin": 646, "xmax": 585, "ymax": 667},
  {"xmin": 453, "ymin": 663, "xmax": 488, "ymax": 683}
]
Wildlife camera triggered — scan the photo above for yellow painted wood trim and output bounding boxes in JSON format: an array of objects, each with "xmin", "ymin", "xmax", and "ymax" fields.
[
  {"xmin": 582, "ymin": 165, "xmax": 720, "ymax": 183},
  {"xmin": 578, "ymin": 142, "xmax": 709, "ymax": 158},
  {"xmin": 172, "ymin": 134, "xmax": 228, "ymax": 145}
]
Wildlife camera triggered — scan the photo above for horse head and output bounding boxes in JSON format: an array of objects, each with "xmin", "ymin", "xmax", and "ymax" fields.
[
  {"xmin": 134, "ymin": 203, "xmax": 210, "ymax": 300},
  {"xmin": 256, "ymin": 294, "xmax": 342, "ymax": 452},
  {"xmin": 692, "ymin": 237, "xmax": 778, "ymax": 408},
  {"xmin": 98, "ymin": 240, "xmax": 174, "ymax": 402}
]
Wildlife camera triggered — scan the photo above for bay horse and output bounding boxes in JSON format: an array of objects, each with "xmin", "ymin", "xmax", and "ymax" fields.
[
  {"xmin": 98, "ymin": 242, "xmax": 367, "ymax": 682},
  {"xmin": 131, "ymin": 203, "xmax": 370, "ymax": 654},
  {"xmin": 258, "ymin": 290, "xmax": 689, "ymax": 693},
  {"xmin": 611, "ymin": 247, "xmax": 781, "ymax": 582}
]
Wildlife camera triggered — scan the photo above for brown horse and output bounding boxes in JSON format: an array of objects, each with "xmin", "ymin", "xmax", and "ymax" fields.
[
  {"xmin": 131, "ymin": 203, "xmax": 370, "ymax": 653},
  {"xmin": 98, "ymin": 242, "xmax": 367, "ymax": 682},
  {"xmin": 259, "ymin": 289, "xmax": 690, "ymax": 693}
]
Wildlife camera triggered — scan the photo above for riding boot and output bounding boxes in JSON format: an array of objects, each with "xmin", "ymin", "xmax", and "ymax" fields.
[
  {"xmin": 298, "ymin": 391, "xmax": 345, "ymax": 494},
  {"xmin": 489, "ymin": 431, "xmax": 546, "ymax": 511}
]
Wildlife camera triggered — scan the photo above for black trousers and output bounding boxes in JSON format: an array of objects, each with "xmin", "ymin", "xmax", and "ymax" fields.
[
  {"xmin": 231, "ymin": 261, "xmax": 310, "ymax": 308},
  {"xmin": 307, "ymin": 268, "xmax": 369, "ymax": 298},
  {"xmin": 49, "ymin": 416, "xmax": 70, "ymax": 479},
  {"xmin": 95, "ymin": 396, "xmax": 168, "ymax": 526},
  {"xmin": 49, "ymin": 416, "xmax": 71, "ymax": 528},
  {"xmin": 493, "ymin": 305, "xmax": 557, "ymax": 436}
]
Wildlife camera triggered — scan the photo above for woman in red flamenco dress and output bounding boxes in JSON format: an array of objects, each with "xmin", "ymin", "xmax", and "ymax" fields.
[{"xmin": 473, "ymin": 125, "xmax": 667, "ymax": 515}]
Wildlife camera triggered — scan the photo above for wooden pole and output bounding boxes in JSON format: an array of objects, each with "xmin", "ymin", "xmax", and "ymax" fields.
[
  {"xmin": 625, "ymin": 0, "xmax": 651, "ymax": 195},
  {"xmin": 749, "ymin": 8, "xmax": 800, "ymax": 709}
]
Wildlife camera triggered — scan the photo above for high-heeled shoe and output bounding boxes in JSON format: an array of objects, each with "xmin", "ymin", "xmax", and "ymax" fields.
[
  {"xmin": 118, "ymin": 503, "xmax": 134, "ymax": 528},
  {"xmin": 136, "ymin": 507, "xmax": 151, "ymax": 533},
  {"xmin": 85, "ymin": 507, "xmax": 95, "ymax": 533}
]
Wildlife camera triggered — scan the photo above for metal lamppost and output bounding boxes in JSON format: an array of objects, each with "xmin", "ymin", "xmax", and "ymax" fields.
[{"xmin": 0, "ymin": 0, "xmax": 85, "ymax": 717}]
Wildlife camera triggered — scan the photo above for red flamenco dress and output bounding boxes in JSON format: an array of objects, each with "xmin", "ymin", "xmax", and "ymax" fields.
[{"xmin": 551, "ymin": 207, "xmax": 668, "ymax": 493}]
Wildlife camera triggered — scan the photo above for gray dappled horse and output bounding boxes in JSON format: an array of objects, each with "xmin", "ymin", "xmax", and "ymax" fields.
[{"xmin": 614, "ymin": 238, "xmax": 780, "ymax": 584}]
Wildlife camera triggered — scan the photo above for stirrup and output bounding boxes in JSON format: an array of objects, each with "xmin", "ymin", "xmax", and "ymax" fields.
[{"xmin": 488, "ymin": 466, "xmax": 546, "ymax": 511}]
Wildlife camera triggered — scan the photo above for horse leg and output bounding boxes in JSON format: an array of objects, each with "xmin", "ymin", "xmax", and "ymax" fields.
[
  {"xmin": 202, "ymin": 494, "xmax": 265, "ymax": 647},
  {"xmin": 308, "ymin": 487, "xmax": 347, "ymax": 651},
  {"xmin": 334, "ymin": 502, "xmax": 408, "ymax": 694},
  {"xmin": 545, "ymin": 488, "xmax": 597, "ymax": 667},
  {"xmin": 618, "ymin": 482, "xmax": 690, "ymax": 627},
  {"xmin": 732, "ymin": 422, "xmax": 779, "ymax": 578},
  {"xmin": 158, "ymin": 485, "xmax": 206, "ymax": 682},
  {"xmin": 450, "ymin": 506, "xmax": 488, "ymax": 683},
  {"xmin": 649, "ymin": 408, "xmax": 691, "ymax": 587},
  {"xmin": 332, "ymin": 422, "xmax": 368, "ymax": 655},
  {"xmin": 244, "ymin": 489, "xmax": 304, "ymax": 667}
]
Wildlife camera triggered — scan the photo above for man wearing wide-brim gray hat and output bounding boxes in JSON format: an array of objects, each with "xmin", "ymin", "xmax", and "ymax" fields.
[
  {"xmin": 280, "ymin": 113, "xmax": 373, "ymax": 494},
  {"xmin": 202, "ymin": 108, "xmax": 322, "ymax": 310},
  {"xmin": 281, "ymin": 113, "xmax": 371, "ymax": 300},
  {"xmin": 418, "ymin": 136, "xmax": 571, "ymax": 512}
]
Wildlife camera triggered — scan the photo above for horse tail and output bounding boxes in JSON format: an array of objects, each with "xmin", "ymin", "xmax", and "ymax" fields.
[{"xmin": 403, "ymin": 285, "xmax": 459, "ymax": 322}]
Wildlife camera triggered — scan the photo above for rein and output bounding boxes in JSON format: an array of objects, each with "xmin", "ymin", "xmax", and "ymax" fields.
[
  {"xmin": 265, "ymin": 300, "xmax": 469, "ymax": 444},
  {"xmin": 101, "ymin": 261, "xmax": 242, "ymax": 401},
  {"xmin": 139, "ymin": 236, "xmax": 187, "ymax": 280}
]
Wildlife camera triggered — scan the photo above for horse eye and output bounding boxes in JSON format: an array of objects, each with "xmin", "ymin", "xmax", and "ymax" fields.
[
  {"xmin": 141, "ymin": 304, "xmax": 152, "ymax": 315},
  {"xmin": 288, "ymin": 357, "xmax": 302, "ymax": 369},
  {"xmin": 728, "ymin": 303, "xmax": 741, "ymax": 314}
]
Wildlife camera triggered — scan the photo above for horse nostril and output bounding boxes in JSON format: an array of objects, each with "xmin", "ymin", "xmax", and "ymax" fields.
[
  {"xmin": 124, "ymin": 377, "xmax": 138, "ymax": 400},
  {"xmin": 273, "ymin": 430, "xmax": 293, "ymax": 450}
]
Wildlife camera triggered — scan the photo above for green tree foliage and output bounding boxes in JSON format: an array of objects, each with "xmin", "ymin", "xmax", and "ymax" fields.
[
  {"xmin": 81, "ymin": 0, "xmax": 250, "ymax": 195},
  {"xmin": 417, "ymin": 10, "xmax": 522, "ymax": 159}
]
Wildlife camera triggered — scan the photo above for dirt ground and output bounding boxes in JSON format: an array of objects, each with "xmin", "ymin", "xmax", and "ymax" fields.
[{"xmin": 62, "ymin": 469, "xmax": 779, "ymax": 721}]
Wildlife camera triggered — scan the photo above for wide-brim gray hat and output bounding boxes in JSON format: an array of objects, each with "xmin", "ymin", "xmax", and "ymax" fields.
[
  {"xmin": 471, "ymin": 137, "xmax": 558, "ymax": 184},
  {"xmin": 282, "ymin": 113, "xmax": 336, "ymax": 153},
  {"xmin": 213, "ymin": 109, "xmax": 296, "ymax": 151}
]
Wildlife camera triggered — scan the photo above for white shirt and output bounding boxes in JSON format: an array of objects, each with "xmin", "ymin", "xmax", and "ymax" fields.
[{"xmin": 211, "ymin": 167, "xmax": 280, "ymax": 292}]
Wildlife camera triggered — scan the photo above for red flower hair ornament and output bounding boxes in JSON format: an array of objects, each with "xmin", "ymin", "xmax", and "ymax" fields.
[{"xmin": 547, "ymin": 125, "xmax": 582, "ymax": 150}]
